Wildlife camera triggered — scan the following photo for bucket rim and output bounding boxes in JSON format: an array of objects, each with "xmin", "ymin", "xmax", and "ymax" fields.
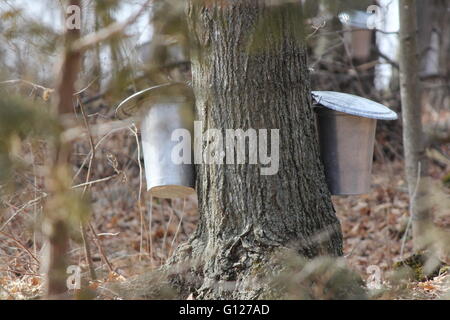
[
  {"xmin": 115, "ymin": 82, "xmax": 194, "ymax": 120},
  {"xmin": 149, "ymin": 185, "xmax": 196, "ymax": 199}
]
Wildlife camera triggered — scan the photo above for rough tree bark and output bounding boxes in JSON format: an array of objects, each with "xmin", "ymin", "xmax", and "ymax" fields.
[
  {"xmin": 167, "ymin": 0, "xmax": 343, "ymax": 299},
  {"xmin": 398, "ymin": 0, "xmax": 431, "ymax": 251}
]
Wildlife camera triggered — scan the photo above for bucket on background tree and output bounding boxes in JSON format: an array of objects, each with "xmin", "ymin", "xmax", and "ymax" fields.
[
  {"xmin": 339, "ymin": 10, "xmax": 374, "ymax": 62},
  {"xmin": 312, "ymin": 91, "xmax": 398, "ymax": 195},
  {"xmin": 116, "ymin": 83, "xmax": 195, "ymax": 199}
]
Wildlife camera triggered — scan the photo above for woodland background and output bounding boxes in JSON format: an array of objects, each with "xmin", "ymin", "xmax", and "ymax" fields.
[{"xmin": 0, "ymin": 0, "xmax": 449, "ymax": 299}]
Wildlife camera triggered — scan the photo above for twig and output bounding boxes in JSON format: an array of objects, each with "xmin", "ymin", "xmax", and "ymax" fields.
[
  {"xmin": 0, "ymin": 79, "xmax": 52, "ymax": 92},
  {"xmin": 306, "ymin": 21, "xmax": 326, "ymax": 41},
  {"xmin": 129, "ymin": 124, "xmax": 146, "ymax": 260},
  {"xmin": 0, "ymin": 195, "xmax": 47, "ymax": 232},
  {"xmin": 163, "ymin": 200, "xmax": 174, "ymax": 258},
  {"xmin": 81, "ymin": 92, "xmax": 105, "ymax": 105},
  {"xmin": 77, "ymin": 97, "xmax": 98, "ymax": 280},
  {"xmin": 310, "ymin": 42, "xmax": 344, "ymax": 68},
  {"xmin": 426, "ymin": 148, "xmax": 450, "ymax": 167},
  {"xmin": 0, "ymin": 231, "xmax": 40, "ymax": 265},
  {"xmin": 74, "ymin": 77, "xmax": 98, "ymax": 96},
  {"xmin": 88, "ymin": 222, "xmax": 114, "ymax": 273},
  {"xmin": 148, "ymin": 195, "xmax": 154, "ymax": 267},
  {"xmin": 80, "ymin": 223, "xmax": 96, "ymax": 280},
  {"xmin": 71, "ymin": 175, "xmax": 117, "ymax": 189},
  {"xmin": 0, "ymin": 268, "xmax": 43, "ymax": 277},
  {"xmin": 78, "ymin": 98, "xmax": 95, "ymax": 196},
  {"xmin": 344, "ymin": 240, "xmax": 363, "ymax": 258},
  {"xmin": 400, "ymin": 162, "xmax": 422, "ymax": 259},
  {"xmin": 97, "ymin": 233, "xmax": 120, "ymax": 237},
  {"xmin": 170, "ymin": 198, "xmax": 185, "ymax": 256},
  {"xmin": 30, "ymin": 142, "xmax": 39, "ymax": 258},
  {"xmin": 70, "ymin": 0, "xmax": 153, "ymax": 53},
  {"xmin": 71, "ymin": 123, "xmax": 131, "ymax": 182},
  {"xmin": 374, "ymin": 47, "xmax": 400, "ymax": 70}
]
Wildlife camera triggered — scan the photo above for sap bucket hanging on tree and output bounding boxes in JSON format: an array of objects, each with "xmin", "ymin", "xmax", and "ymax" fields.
[
  {"xmin": 311, "ymin": 91, "xmax": 398, "ymax": 195},
  {"xmin": 116, "ymin": 83, "xmax": 195, "ymax": 199}
]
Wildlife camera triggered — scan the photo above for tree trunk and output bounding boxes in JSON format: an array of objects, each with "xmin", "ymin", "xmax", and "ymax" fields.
[
  {"xmin": 416, "ymin": 0, "xmax": 450, "ymax": 77},
  {"xmin": 41, "ymin": 0, "xmax": 82, "ymax": 299},
  {"xmin": 417, "ymin": 0, "xmax": 450, "ymax": 148},
  {"xmin": 168, "ymin": 0, "xmax": 343, "ymax": 300},
  {"xmin": 398, "ymin": 0, "xmax": 431, "ymax": 251}
]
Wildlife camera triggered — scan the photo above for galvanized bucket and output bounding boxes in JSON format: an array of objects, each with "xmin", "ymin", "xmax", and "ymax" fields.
[
  {"xmin": 312, "ymin": 91, "xmax": 398, "ymax": 195},
  {"xmin": 339, "ymin": 10, "xmax": 373, "ymax": 61},
  {"xmin": 116, "ymin": 83, "xmax": 195, "ymax": 199}
]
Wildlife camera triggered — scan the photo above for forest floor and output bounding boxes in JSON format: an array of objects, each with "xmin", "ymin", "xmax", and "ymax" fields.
[{"xmin": 0, "ymin": 104, "xmax": 449, "ymax": 300}]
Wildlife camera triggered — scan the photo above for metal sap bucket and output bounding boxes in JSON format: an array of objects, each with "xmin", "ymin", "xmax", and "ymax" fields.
[
  {"xmin": 339, "ymin": 10, "xmax": 373, "ymax": 61},
  {"xmin": 312, "ymin": 91, "xmax": 398, "ymax": 195},
  {"xmin": 116, "ymin": 83, "xmax": 195, "ymax": 199}
]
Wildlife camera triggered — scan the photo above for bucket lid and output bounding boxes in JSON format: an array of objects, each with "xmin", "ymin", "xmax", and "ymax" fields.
[
  {"xmin": 115, "ymin": 82, "xmax": 194, "ymax": 120},
  {"xmin": 311, "ymin": 91, "xmax": 398, "ymax": 120},
  {"xmin": 338, "ymin": 10, "xmax": 372, "ymax": 29}
]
